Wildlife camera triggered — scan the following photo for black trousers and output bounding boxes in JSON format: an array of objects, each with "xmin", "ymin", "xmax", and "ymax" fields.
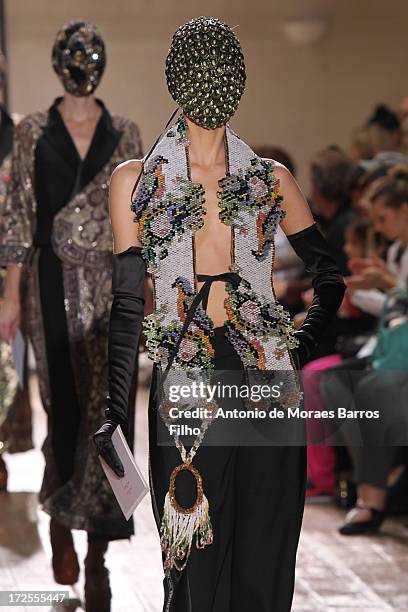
[
  {"xmin": 149, "ymin": 325, "xmax": 306, "ymax": 612},
  {"xmin": 321, "ymin": 357, "xmax": 408, "ymax": 489}
]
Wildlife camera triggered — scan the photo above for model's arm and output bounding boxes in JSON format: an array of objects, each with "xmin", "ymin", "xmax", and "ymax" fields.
[
  {"xmin": 109, "ymin": 160, "xmax": 143, "ymax": 252},
  {"xmin": 93, "ymin": 160, "xmax": 147, "ymax": 476},
  {"xmin": 275, "ymin": 163, "xmax": 346, "ymax": 366}
]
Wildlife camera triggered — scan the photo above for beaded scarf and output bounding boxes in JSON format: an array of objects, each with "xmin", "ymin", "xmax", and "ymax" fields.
[{"xmin": 132, "ymin": 115, "xmax": 301, "ymax": 572}]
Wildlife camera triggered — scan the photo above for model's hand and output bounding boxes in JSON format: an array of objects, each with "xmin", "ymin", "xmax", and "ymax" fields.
[
  {"xmin": 346, "ymin": 268, "xmax": 396, "ymax": 291},
  {"xmin": 348, "ymin": 256, "xmax": 386, "ymax": 275},
  {"xmin": 362, "ymin": 266, "xmax": 396, "ymax": 291},
  {"xmin": 301, "ymin": 287, "xmax": 314, "ymax": 309},
  {"xmin": 388, "ymin": 315, "xmax": 407, "ymax": 328},
  {"xmin": 0, "ymin": 297, "xmax": 21, "ymax": 343},
  {"xmin": 293, "ymin": 311, "xmax": 307, "ymax": 330},
  {"xmin": 93, "ymin": 424, "xmax": 125, "ymax": 477}
]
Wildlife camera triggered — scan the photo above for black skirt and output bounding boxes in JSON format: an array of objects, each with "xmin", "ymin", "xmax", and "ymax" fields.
[{"xmin": 148, "ymin": 325, "xmax": 306, "ymax": 612}]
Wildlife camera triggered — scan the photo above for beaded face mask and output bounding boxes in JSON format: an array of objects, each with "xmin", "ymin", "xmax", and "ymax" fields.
[
  {"xmin": 165, "ymin": 16, "xmax": 246, "ymax": 129},
  {"xmin": 52, "ymin": 21, "xmax": 106, "ymax": 97}
]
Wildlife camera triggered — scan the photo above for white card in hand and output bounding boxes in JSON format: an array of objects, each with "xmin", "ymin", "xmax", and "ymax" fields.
[{"xmin": 98, "ymin": 425, "xmax": 149, "ymax": 520}]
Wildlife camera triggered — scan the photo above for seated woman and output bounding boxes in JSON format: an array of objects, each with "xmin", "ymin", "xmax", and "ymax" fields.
[
  {"xmin": 322, "ymin": 165, "xmax": 408, "ymax": 534},
  {"xmin": 304, "ymin": 217, "xmax": 378, "ymax": 501}
]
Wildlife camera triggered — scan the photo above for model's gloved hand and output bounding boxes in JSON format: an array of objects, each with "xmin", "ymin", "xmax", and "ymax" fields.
[
  {"xmin": 287, "ymin": 223, "xmax": 346, "ymax": 368},
  {"xmin": 94, "ymin": 246, "xmax": 146, "ymax": 477}
]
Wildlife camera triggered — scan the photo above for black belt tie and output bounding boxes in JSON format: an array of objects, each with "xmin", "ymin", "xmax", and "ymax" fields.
[{"xmin": 161, "ymin": 271, "xmax": 241, "ymax": 384}]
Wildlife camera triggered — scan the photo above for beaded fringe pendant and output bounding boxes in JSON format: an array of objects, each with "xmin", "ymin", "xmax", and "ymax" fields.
[{"xmin": 160, "ymin": 462, "xmax": 213, "ymax": 572}]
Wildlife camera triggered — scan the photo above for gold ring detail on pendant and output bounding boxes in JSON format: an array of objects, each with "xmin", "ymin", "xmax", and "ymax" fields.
[{"xmin": 169, "ymin": 462, "xmax": 203, "ymax": 515}]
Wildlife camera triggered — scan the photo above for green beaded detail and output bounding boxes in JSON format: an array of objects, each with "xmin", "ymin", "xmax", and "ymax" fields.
[
  {"xmin": 176, "ymin": 115, "xmax": 188, "ymax": 143},
  {"xmin": 143, "ymin": 276, "xmax": 215, "ymax": 371},
  {"xmin": 218, "ymin": 158, "xmax": 285, "ymax": 260},
  {"xmin": 166, "ymin": 115, "xmax": 188, "ymax": 144},
  {"xmin": 131, "ymin": 155, "xmax": 205, "ymax": 268},
  {"xmin": 223, "ymin": 278, "xmax": 299, "ymax": 368}
]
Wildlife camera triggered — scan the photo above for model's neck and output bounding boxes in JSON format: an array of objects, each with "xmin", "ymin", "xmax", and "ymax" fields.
[
  {"xmin": 186, "ymin": 116, "xmax": 226, "ymax": 168},
  {"xmin": 58, "ymin": 92, "xmax": 101, "ymax": 122}
]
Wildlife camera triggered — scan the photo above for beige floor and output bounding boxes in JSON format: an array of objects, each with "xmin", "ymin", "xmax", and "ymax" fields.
[{"xmin": 1, "ymin": 372, "xmax": 408, "ymax": 612}]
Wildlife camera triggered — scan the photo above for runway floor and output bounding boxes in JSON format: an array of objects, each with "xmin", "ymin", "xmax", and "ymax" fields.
[{"xmin": 1, "ymin": 372, "xmax": 408, "ymax": 611}]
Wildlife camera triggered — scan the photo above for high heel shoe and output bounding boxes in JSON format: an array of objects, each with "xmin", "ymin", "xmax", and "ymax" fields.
[
  {"xmin": 338, "ymin": 503, "xmax": 386, "ymax": 536},
  {"xmin": 49, "ymin": 517, "xmax": 80, "ymax": 585},
  {"xmin": 0, "ymin": 455, "xmax": 8, "ymax": 492},
  {"xmin": 84, "ymin": 539, "xmax": 111, "ymax": 612}
]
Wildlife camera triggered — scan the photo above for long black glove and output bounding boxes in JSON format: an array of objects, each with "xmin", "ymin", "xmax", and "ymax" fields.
[
  {"xmin": 93, "ymin": 246, "xmax": 146, "ymax": 476},
  {"xmin": 287, "ymin": 223, "xmax": 346, "ymax": 367}
]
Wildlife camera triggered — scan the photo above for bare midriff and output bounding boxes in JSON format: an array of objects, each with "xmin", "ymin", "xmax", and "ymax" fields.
[{"xmin": 192, "ymin": 175, "xmax": 233, "ymax": 328}]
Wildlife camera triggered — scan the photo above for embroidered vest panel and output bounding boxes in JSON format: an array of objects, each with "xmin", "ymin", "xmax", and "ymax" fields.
[{"xmin": 132, "ymin": 118, "xmax": 299, "ymax": 382}]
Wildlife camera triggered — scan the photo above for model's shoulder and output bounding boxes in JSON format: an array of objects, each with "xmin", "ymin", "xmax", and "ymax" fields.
[
  {"xmin": 109, "ymin": 160, "xmax": 143, "ymax": 219},
  {"xmin": 111, "ymin": 159, "xmax": 143, "ymax": 185},
  {"xmin": 256, "ymin": 158, "xmax": 294, "ymax": 191},
  {"xmin": 10, "ymin": 112, "xmax": 24, "ymax": 126},
  {"xmin": 111, "ymin": 114, "xmax": 140, "ymax": 133},
  {"xmin": 19, "ymin": 110, "xmax": 48, "ymax": 127},
  {"xmin": 259, "ymin": 159, "xmax": 291, "ymax": 179},
  {"xmin": 14, "ymin": 110, "xmax": 47, "ymax": 134}
]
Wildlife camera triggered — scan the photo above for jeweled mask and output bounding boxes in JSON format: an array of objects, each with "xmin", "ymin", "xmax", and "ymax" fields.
[
  {"xmin": 165, "ymin": 16, "xmax": 246, "ymax": 129},
  {"xmin": 52, "ymin": 21, "xmax": 106, "ymax": 97}
]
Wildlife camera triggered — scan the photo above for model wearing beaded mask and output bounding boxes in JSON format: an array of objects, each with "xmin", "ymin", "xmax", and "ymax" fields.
[
  {"xmin": 94, "ymin": 16, "xmax": 345, "ymax": 611},
  {"xmin": 0, "ymin": 21, "xmax": 143, "ymax": 611},
  {"xmin": 52, "ymin": 21, "xmax": 106, "ymax": 97},
  {"xmin": 165, "ymin": 16, "xmax": 246, "ymax": 129}
]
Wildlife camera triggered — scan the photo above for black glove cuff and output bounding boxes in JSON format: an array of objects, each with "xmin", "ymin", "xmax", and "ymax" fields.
[
  {"xmin": 287, "ymin": 223, "xmax": 346, "ymax": 362},
  {"xmin": 112, "ymin": 246, "xmax": 145, "ymax": 295},
  {"xmin": 105, "ymin": 246, "xmax": 146, "ymax": 434},
  {"xmin": 104, "ymin": 399, "xmax": 129, "ymax": 436},
  {"xmin": 94, "ymin": 420, "xmax": 118, "ymax": 443}
]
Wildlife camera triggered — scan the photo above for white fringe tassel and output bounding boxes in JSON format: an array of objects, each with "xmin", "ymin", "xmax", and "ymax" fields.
[{"xmin": 160, "ymin": 491, "xmax": 213, "ymax": 572}]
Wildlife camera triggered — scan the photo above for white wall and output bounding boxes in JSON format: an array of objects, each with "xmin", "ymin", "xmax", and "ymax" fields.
[{"xmin": 5, "ymin": 0, "xmax": 407, "ymax": 190}]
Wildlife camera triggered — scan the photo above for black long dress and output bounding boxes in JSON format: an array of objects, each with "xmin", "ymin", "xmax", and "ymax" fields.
[
  {"xmin": 149, "ymin": 322, "xmax": 306, "ymax": 612},
  {"xmin": 33, "ymin": 97, "xmax": 126, "ymax": 538}
]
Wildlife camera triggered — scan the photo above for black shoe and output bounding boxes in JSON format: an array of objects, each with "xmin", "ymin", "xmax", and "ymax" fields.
[
  {"xmin": 49, "ymin": 518, "xmax": 80, "ymax": 585},
  {"xmin": 338, "ymin": 504, "xmax": 385, "ymax": 536}
]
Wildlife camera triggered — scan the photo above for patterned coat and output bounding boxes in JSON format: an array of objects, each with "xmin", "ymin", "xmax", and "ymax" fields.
[
  {"xmin": 0, "ymin": 108, "xmax": 33, "ymax": 454},
  {"xmin": 0, "ymin": 108, "xmax": 142, "ymax": 538}
]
